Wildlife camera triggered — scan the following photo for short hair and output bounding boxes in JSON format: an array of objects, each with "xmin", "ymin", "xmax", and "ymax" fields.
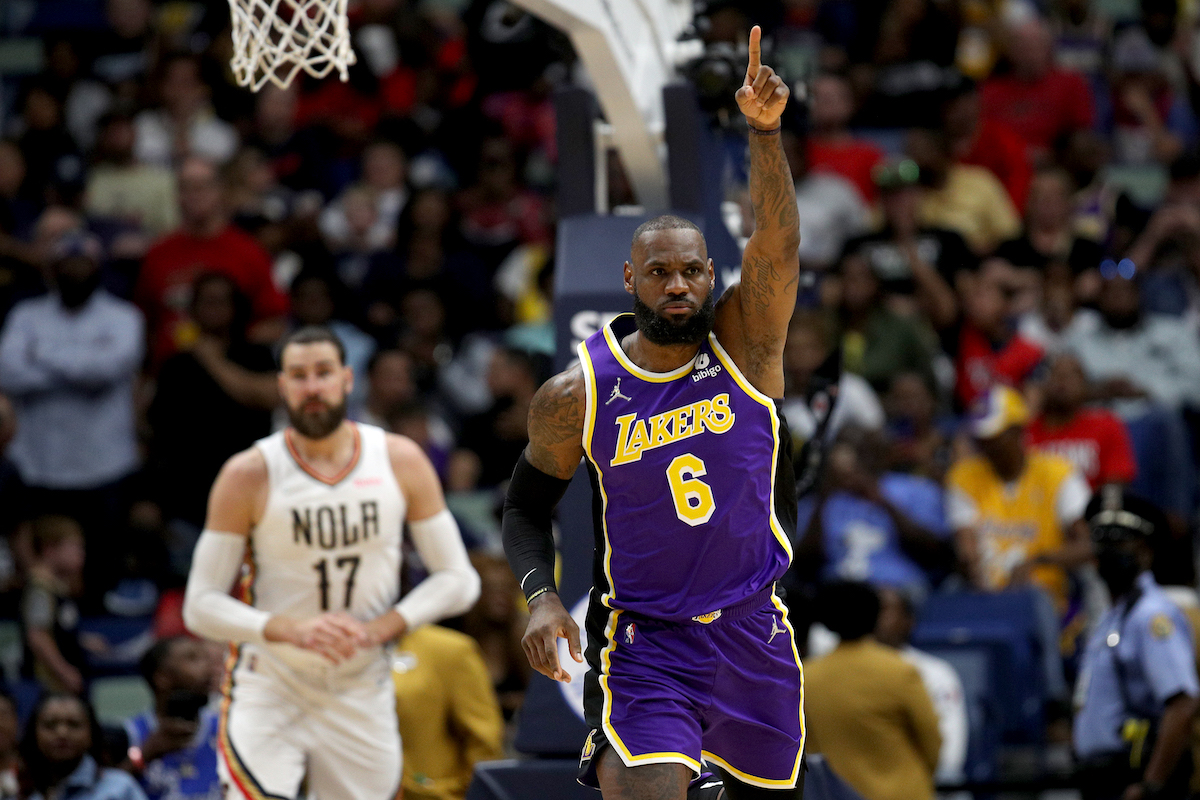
[
  {"xmin": 631, "ymin": 215, "xmax": 702, "ymax": 255},
  {"xmin": 817, "ymin": 581, "xmax": 881, "ymax": 641},
  {"xmin": 31, "ymin": 515, "xmax": 83, "ymax": 555},
  {"xmin": 279, "ymin": 325, "xmax": 346, "ymax": 368},
  {"xmin": 139, "ymin": 636, "xmax": 186, "ymax": 685},
  {"xmin": 367, "ymin": 347, "xmax": 411, "ymax": 377}
]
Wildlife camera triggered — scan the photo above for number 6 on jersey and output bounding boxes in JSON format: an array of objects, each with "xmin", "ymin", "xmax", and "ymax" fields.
[{"xmin": 666, "ymin": 453, "xmax": 715, "ymax": 526}]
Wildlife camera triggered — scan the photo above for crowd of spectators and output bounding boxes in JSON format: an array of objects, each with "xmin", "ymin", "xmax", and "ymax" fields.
[{"xmin": 2, "ymin": 0, "xmax": 1200, "ymax": 797}]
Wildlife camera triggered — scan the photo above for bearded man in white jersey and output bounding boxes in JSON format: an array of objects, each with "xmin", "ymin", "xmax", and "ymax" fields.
[{"xmin": 182, "ymin": 325, "xmax": 481, "ymax": 800}]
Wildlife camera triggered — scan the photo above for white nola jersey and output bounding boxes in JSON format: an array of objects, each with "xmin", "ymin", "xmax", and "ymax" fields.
[{"xmin": 247, "ymin": 422, "xmax": 405, "ymax": 677}]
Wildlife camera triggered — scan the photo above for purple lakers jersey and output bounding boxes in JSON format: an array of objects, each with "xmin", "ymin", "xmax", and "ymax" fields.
[{"xmin": 578, "ymin": 313, "xmax": 796, "ymax": 622}]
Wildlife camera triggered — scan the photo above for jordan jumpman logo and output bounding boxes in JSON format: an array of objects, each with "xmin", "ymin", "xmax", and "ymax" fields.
[{"xmin": 607, "ymin": 377, "xmax": 632, "ymax": 405}]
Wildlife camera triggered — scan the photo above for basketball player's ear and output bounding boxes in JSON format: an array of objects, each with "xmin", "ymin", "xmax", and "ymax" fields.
[
  {"xmin": 623, "ymin": 261, "xmax": 635, "ymax": 295},
  {"xmin": 707, "ymin": 258, "xmax": 715, "ymax": 282}
]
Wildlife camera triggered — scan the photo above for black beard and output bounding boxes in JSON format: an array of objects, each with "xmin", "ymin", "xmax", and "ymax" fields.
[
  {"xmin": 632, "ymin": 290, "xmax": 716, "ymax": 346},
  {"xmin": 287, "ymin": 396, "xmax": 348, "ymax": 439}
]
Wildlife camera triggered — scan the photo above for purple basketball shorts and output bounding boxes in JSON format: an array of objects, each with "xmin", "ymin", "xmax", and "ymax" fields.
[{"xmin": 579, "ymin": 588, "xmax": 805, "ymax": 790}]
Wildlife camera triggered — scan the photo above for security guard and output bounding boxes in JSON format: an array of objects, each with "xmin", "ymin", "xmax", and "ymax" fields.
[{"xmin": 1074, "ymin": 488, "xmax": 1200, "ymax": 800}]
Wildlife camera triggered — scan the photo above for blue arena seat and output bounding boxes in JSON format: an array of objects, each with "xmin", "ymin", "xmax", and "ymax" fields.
[
  {"xmin": 911, "ymin": 590, "xmax": 1045, "ymax": 746},
  {"xmin": 77, "ymin": 615, "xmax": 156, "ymax": 677}
]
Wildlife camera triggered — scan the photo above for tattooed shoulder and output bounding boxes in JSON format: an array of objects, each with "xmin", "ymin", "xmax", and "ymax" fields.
[{"xmin": 526, "ymin": 362, "xmax": 586, "ymax": 478}]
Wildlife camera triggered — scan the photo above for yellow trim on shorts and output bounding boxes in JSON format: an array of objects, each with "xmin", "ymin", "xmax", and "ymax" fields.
[
  {"xmin": 707, "ymin": 334, "xmax": 793, "ymax": 561},
  {"xmin": 597, "ymin": 608, "xmax": 703, "ymax": 774},
  {"xmin": 700, "ymin": 594, "xmax": 806, "ymax": 789},
  {"xmin": 578, "ymin": 340, "xmax": 619, "ymax": 609}
]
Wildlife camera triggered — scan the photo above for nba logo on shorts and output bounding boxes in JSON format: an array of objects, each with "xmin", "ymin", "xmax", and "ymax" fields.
[{"xmin": 624, "ymin": 622, "xmax": 636, "ymax": 645}]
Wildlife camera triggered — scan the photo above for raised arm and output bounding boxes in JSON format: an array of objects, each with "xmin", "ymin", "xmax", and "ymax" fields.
[
  {"xmin": 715, "ymin": 25, "xmax": 800, "ymax": 397},
  {"xmin": 501, "ymin": 363, "xmax": 586, "ymax": 683}
]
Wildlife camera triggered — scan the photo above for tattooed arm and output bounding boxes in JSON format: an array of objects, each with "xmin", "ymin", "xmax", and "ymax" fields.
[
  {"xmin": 524, "ymin": 362, "xmax": 587, "ymax": 479},
  {"xmin": 714, "ymin": 25, "xmax": 800, "ymax": 398},
  {"xmin": 501, "ymin": 363, "xmax": 586, "ymax": 683}
]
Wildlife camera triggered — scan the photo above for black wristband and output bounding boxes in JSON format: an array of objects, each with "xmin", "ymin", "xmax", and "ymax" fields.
[
  {"xmin": 502, "ymin": 453, "xmax": 572, "ymax": 602},
  {"xmin": 748, "ymin": 124, "xmax": 781, "ymax": 136}
]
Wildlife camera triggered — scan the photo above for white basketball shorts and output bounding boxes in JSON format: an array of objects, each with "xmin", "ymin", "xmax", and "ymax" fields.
[{"xmin": 217, "ymin": 646, "xmax": 401, "ymax": 800}]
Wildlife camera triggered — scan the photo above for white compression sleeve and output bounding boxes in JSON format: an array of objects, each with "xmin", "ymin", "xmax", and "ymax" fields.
[
  {"xmin": 396, "ymin": 509, "xmax": 481, "ymax": 629},
  {"xmin": 182, "ymin": 530, "xmax": 270, "ymax": 645}
]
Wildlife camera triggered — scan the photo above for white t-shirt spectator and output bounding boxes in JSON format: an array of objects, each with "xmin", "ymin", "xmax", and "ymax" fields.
[
  {"xmin": 901, "ymin": 645, "xmax": 969, "ymax": 784},
  {"xmin": 134, "ymin": 108, "xmax": 238, "ymax": 167}
]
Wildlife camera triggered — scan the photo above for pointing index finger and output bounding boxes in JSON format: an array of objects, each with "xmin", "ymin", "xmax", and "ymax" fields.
[{"xmin": 747, "ymin": 25, "xmax": 762, "ymax": 76}]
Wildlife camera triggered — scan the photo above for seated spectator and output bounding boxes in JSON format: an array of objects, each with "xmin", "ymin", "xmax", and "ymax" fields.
[
  {"xmin": 1061, "ymin": 268, "xmax": 1198, "ymax": 527},
  {"xmin": 907, "ymin": 128, "xmax": 1021, "ymax": 254},
  {"xmin": 391, "ymin": 625, "xmax": 505, "ymax": 800},
  {"xmin": 994, "ymin": 167, "xmax": 1105, "ymax": 299},
  {"xmin": 943, "ymin": 77, "xmax": 1032, "ymax": 213},
  {"xmin": 1065, "ymin": 268, "xmax": 1200, "ymax": 416},
  {"xmin": 459, "ymin": 348, "xmax": 542, "ymax": 489},
  {"xmin": 803, "ymin": 581, "xmax": 941, "ymax": 800},
  {"xmin": 795, "ymin": 427, "xmax": 955, "ymax": 598},
  {"xmin": 461, "ymin": 554, "xmax": 529, "ymax": 722},
  {"xmin": 807, "ymin": 72, "xmax": 884, "ymax": 203},
  {"xmin": 358, "ymin": 349, "xmax": 418, "ymax": 429},
  {"xmin": 136, "ymin": 156, "xmax": 288, "ymax": 369},
  {"xmin": 0, "ymin": 141, "xmax": 43, "ymax": 321},
  {"xmin": 20, "ymin": 693, "xmax": 147, "ymax": 800},
  {"xmin": 833, "ymin": 249, "xmax": 940, "ymax": 395},
  {"xmin": 980, "ymin": 16, "xmax": 1094, "ymax": 162},
  {"xmin": 1017, "ymin": 259, "xmax": 1085, "ymax": 351},
  {"xmin": 319, "ymin": 140, "xmax": 408, "ymax": 262},
  {"xmin": 84, "ymin": 111, "xmax": 179, "ymax": 237},
  {"xmin": 321, "ymin": 185, "xmax": 392, "ymax": 290},
  {"xmin": 387, "ymin": 402, "xmax": 457, "ymax": 486},
  {"xmin": 1027, "ymin": 354, "xmax": 1137, "ymax": 490},
  {"xmin": 0, "ymin": 690, "xmax": 15, "ymax": 799},
  {"xmin": 1104, "ymin": 27, "xmax": 1196, "ymax": 166},
  {"xmin": 13, "ymin": 81, "xmax": 81, "ymax": 209},
  {"xmin": 781, "ymin": 132, "xmax": 869, "ymax": 270},
  {"xmin": 0, "ymin": 232, "xmax": 144, "ymax": 600},
  {"xmin": 1122, "ymin": 164, "xmax": 1200, "ymax": 320},
  {"xmin": 134, "ymin": 54, "xmax": 237, "ymax": 167},
  {"xmin": 1061, "ymin": 129, "xmax": 1139, "ymax": 247},
  {"xmin": 147, "ymin": 273, "xmax": 276, "ymax": 572},
  {"xmin": 288, "ymin": 271, "xmax": 374, "ymax": 413},
  {"xmin": 124, "ymin": 637, "xmax": 219, "ymax": 800},
  {"xmin": 22, "ymin": 516, "xmax": 88, "ymax": 694},
  {"xmin": 839, "ymin": 159, "xmax": 965, "ymax": 331},
  {"xmin": 950, "ymin": 258, "xmax": 1044, "ymax": 408},
  {"xmin": 874, "ymin": 586, "xmax": 969, "ymax": 786},
  {"xmin": 946, "ymin": 386, "xmax": 1092, "ymax": 612},
  {"xmin": 457, "ymin": 136, "xmax": 551, "ymax": 266},
  {"xmin": 781, "ymin": 311, "xmax": 884, "ymax": 456},
  {"xmin": 884, "ymin": 372, "xmax": 960, "ymax": 482}
]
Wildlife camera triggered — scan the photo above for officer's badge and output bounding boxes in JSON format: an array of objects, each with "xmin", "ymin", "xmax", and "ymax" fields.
[{"xmin": 1151, "ymin": 614, "xmax": 1174, "ymax": 639}]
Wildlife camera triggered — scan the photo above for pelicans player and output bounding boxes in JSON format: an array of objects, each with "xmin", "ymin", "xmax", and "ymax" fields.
[
  {"xmin": 183, "ymin": 326, "xmax": 480, "ymax": 800},
  {"xmin": 502, "ymin": 27, "xmax": 805, "ymax": 800}
]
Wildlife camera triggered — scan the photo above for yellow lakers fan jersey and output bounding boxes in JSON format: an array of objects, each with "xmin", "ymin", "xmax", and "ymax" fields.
[{"xmin": 946, "ymin": 451, "xmax": 1076, "ymax": 607}]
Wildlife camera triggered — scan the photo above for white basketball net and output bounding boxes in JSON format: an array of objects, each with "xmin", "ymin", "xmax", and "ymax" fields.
[{"xmin": 228, "ymin": 0, "xmax": 357, "ymax": 92}]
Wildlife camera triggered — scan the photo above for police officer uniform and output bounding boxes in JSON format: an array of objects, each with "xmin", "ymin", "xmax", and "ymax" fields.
[{"xmin": 1073, "ymin": 490, "xmax": 1200, "ymax": 800}]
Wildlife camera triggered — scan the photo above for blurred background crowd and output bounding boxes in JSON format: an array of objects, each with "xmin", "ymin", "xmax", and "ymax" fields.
[{"xmin": 2, "ymin": 0, "xmax": 1200, "ymax": 797}]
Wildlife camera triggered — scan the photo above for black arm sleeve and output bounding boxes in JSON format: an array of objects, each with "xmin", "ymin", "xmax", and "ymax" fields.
[{"xmin": 502, "ymin": 453, "xmax": 573, "ymax": 604}]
